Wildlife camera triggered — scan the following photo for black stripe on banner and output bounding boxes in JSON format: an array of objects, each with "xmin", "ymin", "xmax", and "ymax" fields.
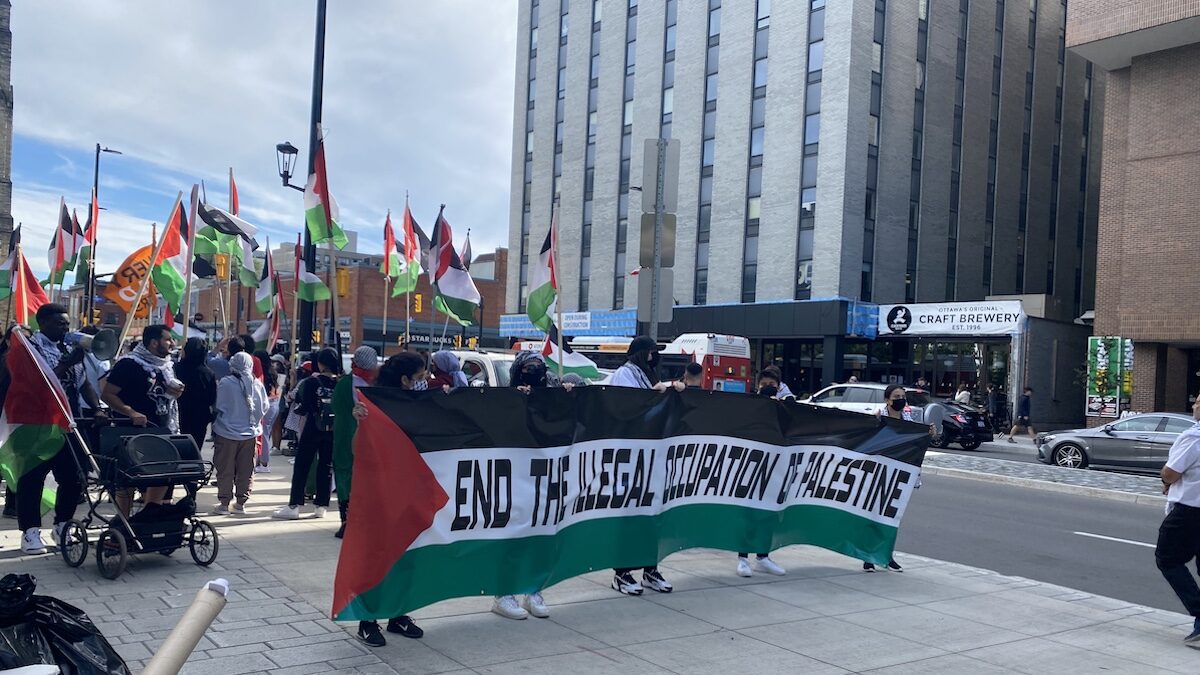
[{"xmin": 358, "ymin": 387, "xmax": 929, "ymax": 469}]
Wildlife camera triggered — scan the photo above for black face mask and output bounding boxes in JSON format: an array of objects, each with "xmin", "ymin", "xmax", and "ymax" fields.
[
  {"xmin": 889, "ymin": 398, "xmax": 908, "ymax": 411},
  {"xmin": 759, "ymin": 386, "xmax": 779, "ymax": 398},
  {"xmin": 519, "ymin": 366, "xmax": 546, "ymax": 387}
]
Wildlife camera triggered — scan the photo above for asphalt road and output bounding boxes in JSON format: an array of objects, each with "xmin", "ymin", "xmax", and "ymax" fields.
[
  {"xmin": 900, "ymin": 473, "xmax": 1180, "ymax": 612},
  {"xmin": 939, "ymin": 438, "xmax": 1043, "ymax": 464}
]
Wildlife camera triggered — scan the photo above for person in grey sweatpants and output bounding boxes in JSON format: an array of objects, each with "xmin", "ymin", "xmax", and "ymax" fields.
[{"xmin": 210, "ymin": 352, "xmax": 268, "ymax": 515}]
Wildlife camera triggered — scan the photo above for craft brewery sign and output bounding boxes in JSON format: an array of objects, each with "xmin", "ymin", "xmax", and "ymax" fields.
[
  {"xmin": 332, "ymin": 387, "xmax": 930, "ymax": 620},
  {"xmin": 877, "ymin": 301, "xmax": 1025, "ymax": 337}
]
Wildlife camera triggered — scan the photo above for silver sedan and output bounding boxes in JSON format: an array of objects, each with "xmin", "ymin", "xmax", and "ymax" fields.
[{"xmin": 1035, "ymin": 413, "xmax": 1196, "ymax": 470}]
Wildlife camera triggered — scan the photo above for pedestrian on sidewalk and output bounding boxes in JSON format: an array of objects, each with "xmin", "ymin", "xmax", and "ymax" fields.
[
  {"xmin": 735, "ymin": 370, "xmax": 790, "ymax": 578},
  {"xmin": 273, "ymin": 348, "xmax": 340, "ymax": 520},
  {"xmin": 254, "ymin": 351, "xmax": 279, "ymax": 473},
  {"xmin": 210, "ymin": 352, "xmax": 268, "ymax": 516},
  {"xmin": 607, "ymin": 336, "xmax": 679, "ymax": 596},
  {"xmin": 175, "ymin": 337, "xmax": 217, "ymax": 453},
  {"xmin": 1156, "ymin": 394, "xmax": 1200, "ymax": 645},
  {"xmin": 348, "ymin": 351, "xmax": 427, "ymax": 647},
  {"xmin": 1007, "ymin": 387, "xmax": 1036, "ymax": 442},
  {"xmin": 954, "ymin": 383, "xmax": 973, "ymax": 405},
  {"xmin": 331, "ymin": 347, "xmax": 380, "ymax": 539}
]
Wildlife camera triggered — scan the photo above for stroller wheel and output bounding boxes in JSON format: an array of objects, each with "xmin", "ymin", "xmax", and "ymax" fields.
[
  {"xmin": 189, "ymin": 521, "xmax": 219, "ymax": 567},
  {"xmin": 59, "ymin": 520, "xmax": 88, "ymax": 568},
  {"xmin": 96, "ymin": 528, "xmax": 128, "ymax": 580}
]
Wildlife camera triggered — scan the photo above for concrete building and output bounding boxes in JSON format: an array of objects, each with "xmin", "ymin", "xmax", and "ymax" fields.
[
  {"xmin": 504, "ymin": 0, "xmax": 1104, "ymax": 425},
  {"xmin": 1068, "ymin": 1, "xmax": 1200, "ymax": 416}
]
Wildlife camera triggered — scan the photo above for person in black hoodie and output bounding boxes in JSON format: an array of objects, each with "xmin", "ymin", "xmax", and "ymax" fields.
[
  {"xmin": 272, "ymin": 348, "xmax": 340, "ymax": 520},
  {"xmin": 175, "ymin": 337, "xmax": 217, "ymax": 452}
]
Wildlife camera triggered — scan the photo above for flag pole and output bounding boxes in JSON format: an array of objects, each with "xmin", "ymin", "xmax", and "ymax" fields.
[
  {"xmin": 289, "ymin": 235, "xmax": 301, "ymax": 365},
  {"xmin": 327, "ymin": 241, "xmax": 340, "ymax": 353},
  {"xmin": 181, "ymin": 186, "xmax": 198, "ymax": 338},
  {"xmin": 429, "ymin": 203, "xmax": 444, "ymax": 354},
  {"xmin": 12, "ymin": 242, "xmax": 23, "ymax": 325},
  {"xmin": 403, "ymin": 192, "xmax": 411, "ymax": 349},
  {"xmin": 119, "ymin": 221, "xmax": 167, "ymax": 348},
  {"xmin": 381, "ymin": 275, "xmax": 389, "ymax": 356},
  {"xmin": 86, "ymin": 189, "xmax": 98, "ymax": 327},
  {"xmin": 5, "ymin": 228, "xmax": 16, "ymax": 326},
  {"xmin": 552, "ymin": 203, "xmax": 563, "ymax": 380},
  {"xmin": 216, "ymin": 268, "xmax": 229, "ymax": 338},
  {"xmin": 440, "ymin": 312, "xmax": 451, "ymax": 342}
]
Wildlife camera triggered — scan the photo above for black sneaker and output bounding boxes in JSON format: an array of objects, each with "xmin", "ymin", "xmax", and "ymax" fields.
[
  {"xmin": 863, "ymin": 562, "xmax": 876, "ymax": 572},
  {"xmin": 335, "ymin": 522, "xmax": 346, "ymax": 539},
  {"xmin": 612, "ymin": 571, "xmax": 644, "ymax": 595},
  {"xmin": 387, "ymin": 615, "xmax": 424, "ymax": 639},
  {"xmin": 887, "ymin": 559, "xmax": 903, "ymax": 572},
  {"xmin": 1, "ymin": 504, "xmax": 14, "ymax": 519},
  {"xmin": 357, "ymin": 621, "xmax": 386, "ymax": 647},
  {"xmin": 642, "ymin": 569, "xmax": 673, "ymax": 593}
]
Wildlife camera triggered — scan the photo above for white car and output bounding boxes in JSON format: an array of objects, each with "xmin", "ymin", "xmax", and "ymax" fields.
[
  {"xmin": 804, "ymin": 383, "xmax": 934, "ymax": 422},
  {"xmin": 452, "ymin": 350, "xmax": 516, "ymax": 387}
]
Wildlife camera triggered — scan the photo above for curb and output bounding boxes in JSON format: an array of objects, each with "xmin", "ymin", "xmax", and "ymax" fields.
[{"xmin": 921, "ymin": 465, "xmax": 1167, "ymax": 506}]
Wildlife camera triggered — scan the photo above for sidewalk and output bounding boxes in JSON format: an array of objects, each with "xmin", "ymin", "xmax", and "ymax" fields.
[{"xmin": 0, "ymin": 451, "xmax": 1195, "ymax": 674}]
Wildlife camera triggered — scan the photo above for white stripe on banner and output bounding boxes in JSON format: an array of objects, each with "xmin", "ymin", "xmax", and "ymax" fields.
[{"xmin": 409, "ymin": 435, "xmax": 921, "ymax": 550}]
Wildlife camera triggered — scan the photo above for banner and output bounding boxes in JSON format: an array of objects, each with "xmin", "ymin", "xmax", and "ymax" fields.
[
  {"xmin": 1086, "ymin": 336, "xmax": 1124, "ymax": 418},
  {"xmin": 333, "ymin": 387, "xmax": 930, "ymax": 620},
  {"xmin": 103, "ymin": 245, "xmax": 156, "ymax": 319},
  {"xmin": 877, "ymin": 301, "xmax": 1024, "ymax": 336}
]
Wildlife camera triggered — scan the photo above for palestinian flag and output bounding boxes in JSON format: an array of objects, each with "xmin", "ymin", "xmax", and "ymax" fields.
[
  {"xmin": 542, "ymin": 325, "xmax": 600, "ymax": 380},
  {"xmin": 390, "ymin": 202, "xmax": 424, "ymax": 298},
  {"xmin": 0, "ymin": 224, "xmax": 21, "ymax": 300},
  {"xmin": 46, "ymin": 199, "xmax": 76, "ymax": 284},
  {"xmin": 251, "ymin": 308, "xmax": 281, "ymax": 352},
  {"xmin": 526, "ymin": 208, "xmax": 559, "ymax": 333},
  {"xmin": 13, "ymin": 249, "xmax": 50, "ymax": 327},
  {"xmin": 461, "ymin": 231, "xmax": 472, "ymax": 271},
  {"xmin": 381, "ymin": 210, "xmax": 400, "ymax": 278},
  {"xmin": 0, "ymin": 331, "xmax": 73, "ymax": 491},
  {"xmin": 77, "ymin": 191, "xmax": 99, "ymax": 286},
  {"xmin": 332, "ymin": 386, "xmax": 930, "ymax": 620},
  {"xmin": 255, "ymin": 237, "xmax": 276, "ymax": 313},
  {"xmin": 168, "ymin": 312, "xmax": 206, "ymax": 341},
  {"xmin": 150, "ymin": 196, "xmax": 188, "ymax": 314},
  {"xmin": 427, "ymin": 208, "xmax": 479, "ymax": 326},
  {"xmin": 304, "ymin": 126, "xmax": 349, "ymax": 250},
  {"xmin": 294, "ymin": 236, "xmax": 331, "ymax": 302}
]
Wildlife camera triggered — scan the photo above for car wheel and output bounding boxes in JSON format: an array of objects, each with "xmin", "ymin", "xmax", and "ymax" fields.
[
  {"xmin": 958, "ymin": 439, "xmax": 981, "ymax": 451},
  {"xmin": 933, "ymin": 434, "xmax": 952, "ymax": 449},
  {"xmin": 1052, "ymin": 443, "xmax": 1088, "ymax": 469}
]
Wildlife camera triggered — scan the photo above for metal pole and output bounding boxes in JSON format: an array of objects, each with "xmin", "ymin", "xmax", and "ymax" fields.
[
  {"xmin": 649, "ymin": 138, "xmax": 666, "ymax": 344},
  {"xmin": 299, "ymin": 0, "xmax": 327, "ymax": 353},
  {"xmin": 119, "ymin": 215, "xmax": 172, "ymax": 348},
  {"xmin": 85, "ymin": 145, "xmax": 100, "ymax": 326},
  {"xmin": 381, "ymin": 275, "xmax": 389, "ymax": 356}
]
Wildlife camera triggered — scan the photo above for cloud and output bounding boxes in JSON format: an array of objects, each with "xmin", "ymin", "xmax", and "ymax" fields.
[{"xmin": 10, "ymin": 1, "xmax": 518, "ymax": 265}]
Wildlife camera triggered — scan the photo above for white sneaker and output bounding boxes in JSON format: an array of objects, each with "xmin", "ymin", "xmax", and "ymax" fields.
[
  {"xmin": 612, "ymin": 572, "xmax": 644, "ymax": 595},
  {"xmin": 21, "ymin": 528, "xmax": 46, "ymax": 555},
  {"xmin": 254, "ymin": 465, "xmax": 271, "ymax": 474},
  {"xmin": 737, "ymin": 558, "xmax": 753, "ymax": 577},
  {"xmin": 50, "ymin": 522, "xmax": 68, "ymax": 546},
  {"xmin": 492, "ymin": 595, "xmax": 528, "ymax": 620},
  {"xmin": 313, "ymin": 506, "xmax": 328, "ymax": 519},
  {"xmin": 753, "ymin": 557, "xmax": 787, "ymax": 576},
  {"xmin": 210, "ymin": 504, "xmax": 230, "ymax": 516},
  {"xmin": 231, "ymin": 503, "xmax": 246, "ymax": 515},
  {"xmin": 523, "ymin": 592, "xmax": 549, "ymax": 618},
  {"xmin": 269, "ymin": 446, "xmax": 282, "ymax": 456},
  {"xmin": 272, "ymin": 505, "xmax": 301, "ymax": 520}
]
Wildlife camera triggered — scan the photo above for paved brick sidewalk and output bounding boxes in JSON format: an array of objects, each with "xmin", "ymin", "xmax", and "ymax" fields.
[{"xmin": 0, "ymin": 449, "xmax": 1195, "ymax": 673}]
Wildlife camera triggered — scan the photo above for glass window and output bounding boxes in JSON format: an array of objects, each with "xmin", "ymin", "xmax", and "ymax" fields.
[
  {"xmin": 662, "ymin": 87, "xmax": 674, "ymax": 115},
  {"xmin": 812, "ymin": 386, "xmax": 845, "ymax": 403},
  {"xmin": 702, "ymin": 138, "xmax": 715, "ymax": 167},
  {"xmin": 802, "ymin": 156, "xmax": 818, "ymax": 188},
  {"xmin": 754, "ymin": 58, "xmax": 768, "ymax": 87},
  {"xmin": 626, "ymin": 41, "xmax": 637, "ymax": 71},
  {"xmin": 747, "ymin": 166, "xmax": 762, "ymax": 195},
  {"xmin": 751, "ymin": 97, "xmax": 766, "ymax": 126},
  {"xmin": 744, "ymin": 235, "xmax": 758, "ymax": 264},
  {"xmin": 705, "ymin": 74, "xmax": 719, "ymax": 101},
  {"xmin": 707, "ymin": 45, "xmax": 720, "ymax": 74},
  {"xmin": 809, "ymin": 8, "xmax": 825, "ymax": 41},
  {"xmin": 700, "ymin": 175, "xmax": 713, "ymax": 202},
  {"xmin": 1112, "ymin": 417, "xmax": 1163, "ymax": 433},
  {"xmin": 747, "ymin": 196, "xmax": 762, "ymax": 221},
  {"xmin": 1165, "ymin": 418, "xmax": 1195, "ymax": 433},
  {"xmin": 868, "ymin": 114, "xmax": 880, "ymax": 146},
  {"xmin": 623, "ymin": 100, "xmax": 634, "ymax": 125},
  {"xmin": 742, "ymin": 264, "xmax": 757, "ymax": 302},
  {"xmin": 703, "ymin": 110, "xmax": 716, "ymax": 138},
  {"xmin": 755, "ymin": 29, "xmax": 769, "ymax": 59},
  {"xmin": 808, "ymin": 40, "xmax": 824, "ymax": 72},
  {"xmin": 750, "ymin": 127, "xmax": 764, "ymax": 156},
  {"xmin": 665, "ymin": 25, "xmax": 676, "ymax": 52},
  {"xmin": 872, "ymin": 42, "xmax": 883, "ymax": 73},
  {"xmin": 844, "ymin": 387, "xmax": 878, "ymax": 404},
  {"xmin": 709, "ymin": 7, "xmax": 721, "ymax": 36},
  {"xmin": 805, "ymin": 113, "xmax": 820, "ymax": 145},
  {"xmin": 805, "ymin": 82, "xmax": 821, "ymax": 115}
]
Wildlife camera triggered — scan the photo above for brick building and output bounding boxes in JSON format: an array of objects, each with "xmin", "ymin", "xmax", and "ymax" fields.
[{"xmin": 1068, "ymin": 1, "xmax": 1200, "ymax": 415}]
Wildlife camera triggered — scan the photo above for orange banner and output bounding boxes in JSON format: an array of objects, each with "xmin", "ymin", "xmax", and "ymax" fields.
[{"xmin": 103, "ymin": 245, "xmax": 156, "ymax": 319}]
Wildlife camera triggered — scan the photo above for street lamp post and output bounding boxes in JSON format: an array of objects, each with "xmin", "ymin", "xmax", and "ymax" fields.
[
  {"xmin": 86, "ymin": 144, "xmax": 121, "ymax": 325},
  {"xmin": 274, "ymin": 0, "xmax": 327, "ymax": 354}
]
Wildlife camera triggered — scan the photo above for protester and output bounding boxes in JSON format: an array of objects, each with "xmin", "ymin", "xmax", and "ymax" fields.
[
  {"xmin": 756, "ymin": 366, "xmax": 795, "ymax": 401},
  {"xmin": 607, "ymin": 336, "xmax": 678, "ymax": 595},
  {"xmin": 681, "ymin": 362, "xmax": 704, "ymax": 389},
  {"xmin": 428, "ymin": 350, "xmax": 468, "ymax": 390},
  {"xmin": 1007, "ymin": 386, "xmax": 1036, "ymax": 442},
  {"xmin": 915, "ymin": 376, "xmax": 929, "ymax": 390},
  {"xmin": 175, "ymin": 337, "xmax": 217, "ymax": 453},
  {"xmin": 273, "ymin": 348, "xmax": 340, "ymax": 520},
  {"xmin": 560, "ymin": 372, "xmax": 589, "ymax": 388},
  {"xmin": 101, "ymin": 324, "xmax": 183, "ymax": 516},
  {"xmin": 331, "ymin": 347, "xmax": 380, "ymax": 539},
  {"xmin": 954, "ymin": 383, "xmax": 973, "ymax": 405},
  {"xmin": 1155, "ymin": 394, "xmax": 1200, "ymax": 644},
  {"xmin": 210, "ymin": 352, "xmax": 268, "ymax": 516},
  {"xmin": 348, "ymin": 351, "xmax": 427, "ymax": 647},
  {"xmin": 254, "ymin": 351, "xmax": 279, "ymax": 473},
  {"xmin": 207, "ymin": 337, "xmax": 233, "ymax": 380},
  {"xmin": 17, "ymin": 307, "xmax": 102, "ymax": 554},
  {"xmin": 734, "ymin": 373, "xmax": 790, "ymax": 576},
  {"xmin": 76, "ymin": 325, "xmax": 111, "ymax": 414}
]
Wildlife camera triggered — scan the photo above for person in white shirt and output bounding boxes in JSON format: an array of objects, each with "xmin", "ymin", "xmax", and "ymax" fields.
[
  {"xmin": 954, "ymin": 383, "xmax": 972, "ymax": 405},
  {"xmin": 1156, "ymin": 395, "xmax": 1200, "ymax": 645}
]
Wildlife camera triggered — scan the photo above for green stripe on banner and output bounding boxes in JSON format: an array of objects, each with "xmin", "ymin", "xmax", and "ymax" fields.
[{"xmin": 334, "ymin": 502, "xmax": 896, "ymax": 621}]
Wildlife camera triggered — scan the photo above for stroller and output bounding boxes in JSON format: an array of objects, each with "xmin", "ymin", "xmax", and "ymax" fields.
[{"xmin": 57, "ymin": 417, "xmax": 219, "ymax": 580}]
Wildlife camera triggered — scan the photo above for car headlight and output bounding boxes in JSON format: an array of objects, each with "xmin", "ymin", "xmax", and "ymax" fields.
[{"xmin": 1039, "ymin": 434, "xmax": 1056, "ymax": 443}]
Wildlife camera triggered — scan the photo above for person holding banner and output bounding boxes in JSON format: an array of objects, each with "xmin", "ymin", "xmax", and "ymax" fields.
[
  {"xmin": 735, "ymin": 374, "xmax": 791, "ymax": 577},
  {"xmin": 350, "ymin": 351, "xmax": 427, "ymax": 647},
  {"xmin": 608, "ymin": 336, "xmax": 680, "ymax": 595}
]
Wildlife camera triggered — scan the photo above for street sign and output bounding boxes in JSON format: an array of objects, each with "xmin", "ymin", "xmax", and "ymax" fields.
[
  {"xmin": 637, "ymin": 267, "xmax": 674, "ymax": 324},
  {"xmin": 641, "ymin": 138, "xmax": 680, "ymax": 213},
  {"xmin": 639, "ymin": 213, "xmax": 676, "ymax": 268}
]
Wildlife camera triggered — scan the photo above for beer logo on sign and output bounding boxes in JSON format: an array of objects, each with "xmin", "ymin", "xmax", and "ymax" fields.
[{"xmin": 886, "ymin": 306, "xmax": 912, "ymax": 334}]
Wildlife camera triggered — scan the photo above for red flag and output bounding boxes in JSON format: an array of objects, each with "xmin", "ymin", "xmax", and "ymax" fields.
[
  {"xmin": 382, "ymin": 211, "xmax": 396, "ymax": 276},
  {"xmin": 402, "ymin": 202, "xmax": 419, "ymax": 264},
  {"xmin": 313, "ymin": 141, "xmax": 335, "ymax": 239},
  {"xmin": 86, "ymin": 189, "xmax": 98, "ymax": 245},
  {"xmin": 13, "ymin": 249, "xmax": 49, "ymax": 326},
  {"xmin": 229, "ymin": 167, "xmax": 240, "ymax": 216},
  {"xmin": 154, "ymin": 199, "xmax": 185, "ymax": 265}
]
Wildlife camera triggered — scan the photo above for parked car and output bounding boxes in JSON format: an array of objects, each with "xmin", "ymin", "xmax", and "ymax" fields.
[
  {"xmin": 1035, "ymin": 413, "xmax": 1196, "ymax": 470},
  {"xmin": 452, "ymin": 350, "xmax": 516, "ymax": 387},
  {"xmin": 803, "ymin": 383, "xmax": 991, "ymax": 450}
]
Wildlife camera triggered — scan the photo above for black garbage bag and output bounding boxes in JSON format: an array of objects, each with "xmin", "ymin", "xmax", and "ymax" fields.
[{"xmin": 0, "ymin": 574, "xmax": 130, "ymax": 675}]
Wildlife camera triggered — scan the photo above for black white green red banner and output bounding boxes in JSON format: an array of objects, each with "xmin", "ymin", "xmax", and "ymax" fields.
[{"xmin": 332, "ymin": 387, "xmax": 929, "ymax": 621}]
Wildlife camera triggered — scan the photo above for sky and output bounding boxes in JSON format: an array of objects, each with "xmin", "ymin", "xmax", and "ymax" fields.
[{"xmin": 10, "ymin": 1, "xmax": 518, "ymax": 279}]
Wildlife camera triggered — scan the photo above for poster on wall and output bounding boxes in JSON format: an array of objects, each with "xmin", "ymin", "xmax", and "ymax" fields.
[{"xmin": 1086, "ymin": 336, "xmax": 1124, "ymax": 418}]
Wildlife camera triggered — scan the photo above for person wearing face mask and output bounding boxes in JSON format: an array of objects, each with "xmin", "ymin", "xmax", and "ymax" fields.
[
  {"xmin": 864, "ymin": 384, "xmax": 935, "ymax": 572},
  {"xmin": 755, "ymin": 366, "xmax": 795, "ymax": 401},
  {"xmin": 608, "ymin": 336, "xmax": 679, "ymax": 596},
  {"xmin": 348, "ymin": 352, "xmax": 427, "ymax": 647},
  {"xmin": 273, "ymin": 348, "xmax": 341, "ymax": 520},
  {"xmin": 209, "ymin": 352, "xmax": 268, "ymax": 516},
  {"xmin": 331, "ymin": 347, "xmax": 381, "ymax": 539}
]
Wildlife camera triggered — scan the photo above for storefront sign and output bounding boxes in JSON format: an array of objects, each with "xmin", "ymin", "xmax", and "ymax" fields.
[
  {"xmin": 876, "ymin": 301, "xmax": 1024, "ymax": 337},
  {"xmin": 1087, "ymin": 336, "xmax": 1126, "ymax": 418}
]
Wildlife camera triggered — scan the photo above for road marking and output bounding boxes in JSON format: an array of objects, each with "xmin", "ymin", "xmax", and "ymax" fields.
[{"xmin": 1073, "ymin": 531, "xmax": 1155, "ymax": 549}]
